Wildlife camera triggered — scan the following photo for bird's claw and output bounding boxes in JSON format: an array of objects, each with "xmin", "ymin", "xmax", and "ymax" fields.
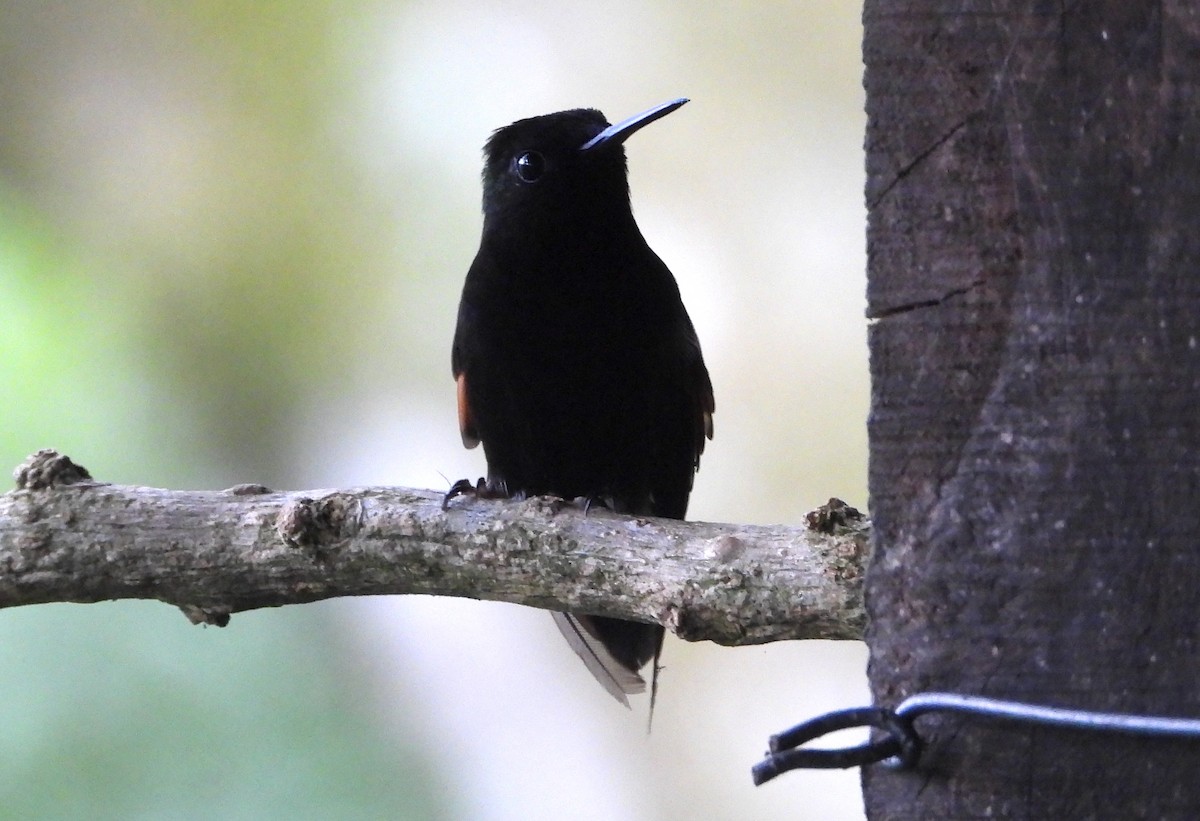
[
  {"xmin": 574, "ymin": 494, "xmax": 614, "ymax": 515},
  {"xmin": 442, "ymin": 477, "xmax": 513, "ymax": 509}
]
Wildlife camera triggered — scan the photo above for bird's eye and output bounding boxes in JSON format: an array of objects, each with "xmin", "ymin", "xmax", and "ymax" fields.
[{"xmin": 514, "ymin": 151, "xmax": 545, "ymax": 183}]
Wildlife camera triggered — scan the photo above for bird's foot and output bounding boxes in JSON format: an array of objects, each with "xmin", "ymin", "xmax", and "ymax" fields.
[
  {"xmin": 572, "ymin": 494, "xmax": 614, "ymax": 516},
  {"xmin": 442, "ymin": 477, "xmax": 516, "ymax": 509}
]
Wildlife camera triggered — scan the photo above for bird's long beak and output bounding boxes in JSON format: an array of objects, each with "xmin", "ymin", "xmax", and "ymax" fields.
[{"xmin": 580, "ymin": 98, "xmax": 689, "ymax": 152}]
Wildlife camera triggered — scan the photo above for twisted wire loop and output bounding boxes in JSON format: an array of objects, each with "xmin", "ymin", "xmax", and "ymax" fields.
[
  {"xmin": 751, "ymin": 706, "xmax": 920, "ymax": 786},
  {"xmin": 752, "ymin": 691, "xmax": 1200, "ymax": 786}
]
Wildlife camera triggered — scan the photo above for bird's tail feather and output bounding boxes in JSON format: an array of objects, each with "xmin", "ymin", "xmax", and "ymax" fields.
[{"xmin": 551, "ymin": 612, "xmax": 664, "ymax": 710}]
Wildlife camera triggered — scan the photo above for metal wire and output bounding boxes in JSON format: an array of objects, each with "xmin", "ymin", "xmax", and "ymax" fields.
[
  {"xmin": 896, "ymin": 691, "xmax": 1200, "ymax": 738},
  {"xmin": 752, "ymin": 691, "xmax": 1200, "ymax": 786}
]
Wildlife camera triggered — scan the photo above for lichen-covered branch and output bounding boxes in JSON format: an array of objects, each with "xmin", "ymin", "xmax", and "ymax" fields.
[{"xmin": 1, "ymin": 449, "xmax": 868, "ymax": 644}]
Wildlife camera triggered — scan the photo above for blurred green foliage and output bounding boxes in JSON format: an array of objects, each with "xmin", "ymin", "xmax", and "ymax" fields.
[
  {"xmin": 0, "ymin": 602, "xmax": 446, "ymax": 820},
  {"xmin": 0, "ymin": 5, "xmax": 448, "ymax": 816}
]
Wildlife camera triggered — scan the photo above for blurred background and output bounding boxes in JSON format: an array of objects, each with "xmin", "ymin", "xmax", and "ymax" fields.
[{"xmin": 0, "ymin": 1, "xmax": 868, "ymax": 819}]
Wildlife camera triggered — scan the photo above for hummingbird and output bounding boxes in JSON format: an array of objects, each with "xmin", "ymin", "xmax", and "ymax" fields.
[{"xmin": 448, "ymin": 98, "xmax": 714, "ymax": 707}]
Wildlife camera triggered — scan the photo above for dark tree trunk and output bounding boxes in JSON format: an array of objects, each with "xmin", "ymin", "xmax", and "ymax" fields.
[{"xmin": 863, "ymin": 2, "xmax": 1200, "ymax": 818}]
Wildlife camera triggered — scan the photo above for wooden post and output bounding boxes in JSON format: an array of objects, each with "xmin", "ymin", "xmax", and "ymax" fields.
[{"xmin": 863, "ymin": 2, "xmax": 1200, "ymax": 817}]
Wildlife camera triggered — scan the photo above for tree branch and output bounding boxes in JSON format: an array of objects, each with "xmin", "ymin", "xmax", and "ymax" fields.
[{"xmin": 1, "ymin": 449, "xmax": 868, "ymax": 644}]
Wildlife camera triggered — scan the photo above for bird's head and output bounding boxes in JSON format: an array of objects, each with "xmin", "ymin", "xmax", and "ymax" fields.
[{"xmin": 479, "ymin": 98, "xmax": 688, "ymax": 238}]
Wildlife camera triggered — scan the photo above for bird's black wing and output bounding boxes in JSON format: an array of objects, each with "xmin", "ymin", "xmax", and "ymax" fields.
[{"xmin": 647, "ymin": 311, "xmax": 714, "ymax": 520}]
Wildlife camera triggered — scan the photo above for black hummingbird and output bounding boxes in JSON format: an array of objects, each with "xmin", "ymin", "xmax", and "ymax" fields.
[{"xmin": 448, "ymin": 98, "xmax": 714, "ymax": 707}]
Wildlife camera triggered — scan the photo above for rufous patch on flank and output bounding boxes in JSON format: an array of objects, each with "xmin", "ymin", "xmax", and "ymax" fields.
[{"xmin": 457, "ymin": 372, "xmax": 480, "ymax": 448}]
